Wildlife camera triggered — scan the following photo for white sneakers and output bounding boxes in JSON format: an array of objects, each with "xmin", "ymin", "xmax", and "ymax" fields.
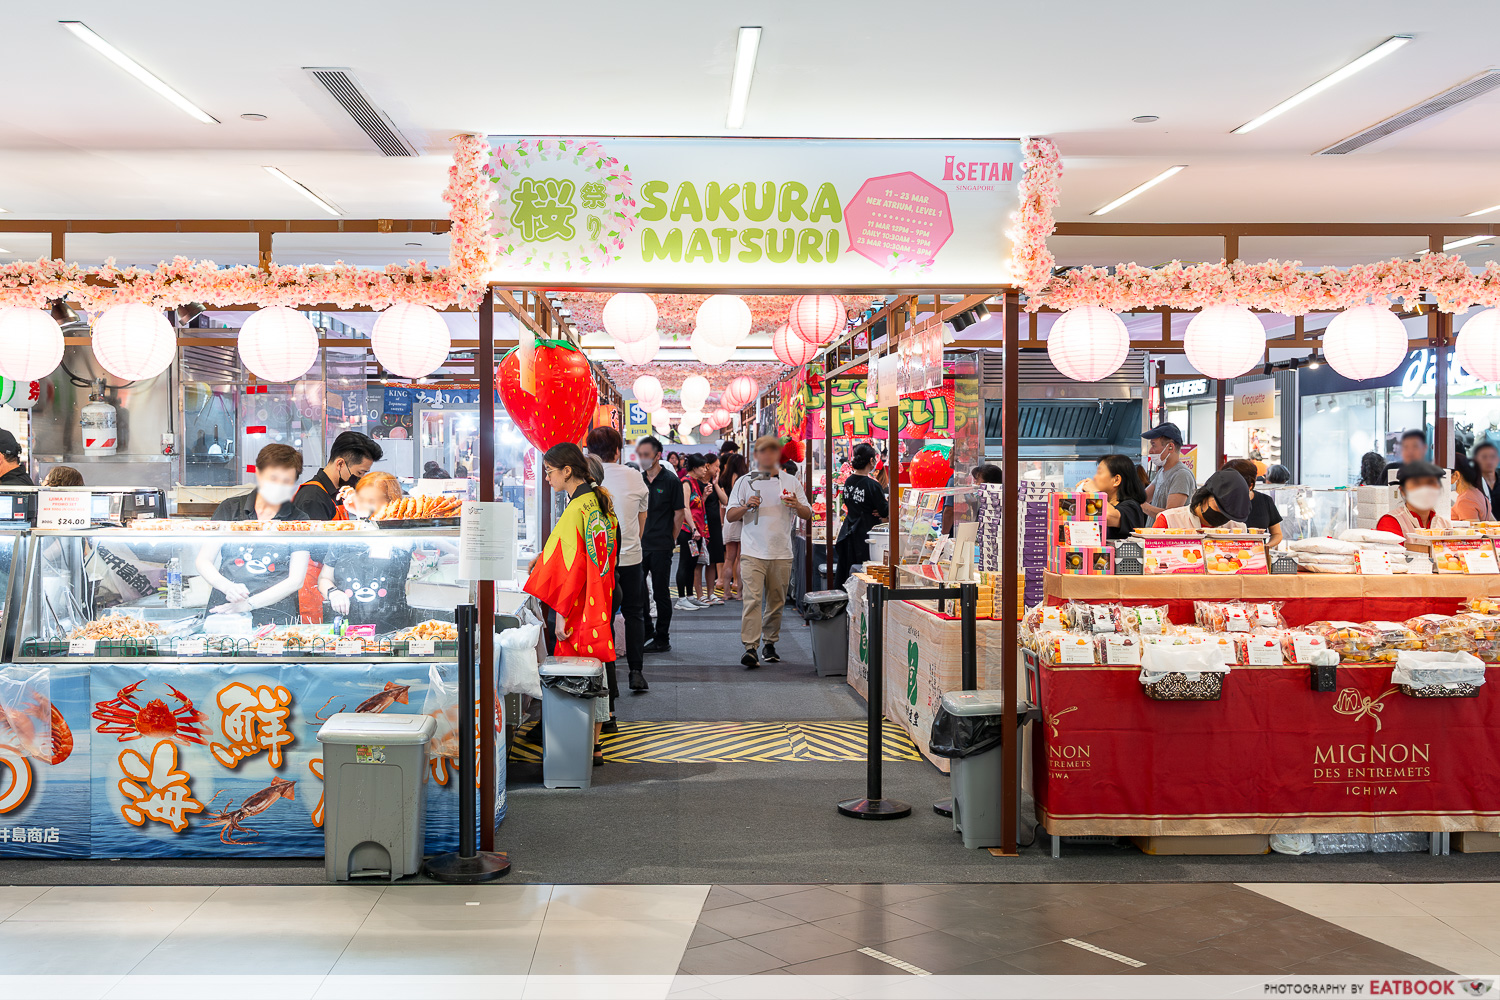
[{"xmin": 673, "ymin": 597, "xmax": 701, "ymax": 611}]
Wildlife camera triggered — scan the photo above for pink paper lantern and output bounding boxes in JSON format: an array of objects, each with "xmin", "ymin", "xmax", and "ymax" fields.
[
  {"xmin": 92, "ymin": 303, "xmax": 176, "ymax": 381},
  {"xmin": 239, "ymin": 306, "xmax": 318, "ymax": 382},
  {"xmin": 771, "ymin": 323, "xmax": 818, "ymax": 367},
  {"xmin": 1457, "ymin": 308, "xmax": 1500, "ymax": 382},
  {"xmin": 1184, "ymin": 304, "xmax": 1266, "ymax": 380},
  {"xmin": 0, "ymin": 308, "xmax": 64, "ymax": 382},
  {"xmin": 711, "ymin": 407, "xmax": 730, "ymax": 429},
  {"xmin": 699, "ymin": 420, "xmax": 714, "ymax": 436},
  {"xmin": 615, "ymin": 333, "xmax": 659, "ymax": 365},
  {"xmin": 602, "ymin": 293, "xmax": 657, "ymax": 344},
  {"xmin": 632, "ymin": 374, "xmax": 664, "ymax": 412},
  {"xmin": 1322, "ymin": 304, "xmax": 1406, "ymax": 381},
  {"xmin": 722, "ymin": 375, "xmax": 759, "ymax": 410},
  {"xmin": 788, "ymin": 294, "xmax": 844, "ymax": 346},
  {"xmin": 372, "ymin": 303, "xmax": 451, "ymax": 379},
  {"xmin": 1046, "ymin": 307, "xmax": 1128, "ymax": 382}
]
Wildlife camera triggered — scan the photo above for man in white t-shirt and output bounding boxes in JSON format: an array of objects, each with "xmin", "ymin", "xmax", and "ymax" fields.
[
  {"xmin": 726, "ymin": 435, "xmax": 813, "ymax": 669},
  {"xmin": 587, "ymin": 427, "xmax": 651, "ymax": 702}
]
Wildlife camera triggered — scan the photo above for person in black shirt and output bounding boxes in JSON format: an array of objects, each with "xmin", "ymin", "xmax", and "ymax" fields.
[
  {"xmin": 1226, "ymin": 458, "xmax": 1284, "ymax": 547},
  {"xmin": 295, "ymin": 430, "xmax": 383, "ymax": 521},
  {"xmin": 834, "ymin": 443, "xmax": 888, "ymax": 586},
  {"xmin": 0, "ymin": 429, "xmax": 33, "ymax": 486},
  {"xmin": 1086, "ymin": 454, "xmax": 1148, "ymax": 541},
  {"xmin": 201, "ymin": 444, "xmax": 312, "ymax": 627},
  {"xmin": 636, "ymin": 435, "xmax": 685, "ymax": 653}
]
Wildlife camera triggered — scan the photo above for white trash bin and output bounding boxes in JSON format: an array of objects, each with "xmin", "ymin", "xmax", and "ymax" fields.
[{"xmin": 316, "ymin": 712, "xmax": 437, "ymax": 881}]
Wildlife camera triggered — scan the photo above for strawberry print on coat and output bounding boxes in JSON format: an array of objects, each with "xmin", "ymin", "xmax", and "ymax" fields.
[
  {"xmin": 524, "ymin": 487, "xmax": 619, "ymax": 662},
  {"xmin": 496, "ymin": 339, "xmax": 597, "ymax": 451}
]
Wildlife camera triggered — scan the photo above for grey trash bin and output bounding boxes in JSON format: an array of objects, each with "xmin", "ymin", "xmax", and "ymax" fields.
[
  {"xmin": 539, "ymin": 656, "xmax": 604, "ymax": 789},
  {"xmin": 935, "ymin": 691, "xmax": 1010, "ymax": 850},
  {"xmin": 802, "ymin": 589, "xmax": 849, "ymax": 677},
  {"xmin": 316, "ymin": 712, "xmax": 437, "ymax": 881}
]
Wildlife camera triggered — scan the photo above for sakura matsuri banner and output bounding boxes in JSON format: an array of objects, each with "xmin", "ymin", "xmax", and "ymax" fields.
[{"xmin": 484, "ymin": 137, "xmax": 1023, "ymax": 286}]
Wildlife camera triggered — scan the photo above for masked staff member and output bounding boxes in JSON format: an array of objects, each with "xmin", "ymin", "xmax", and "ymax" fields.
[
  {"xmin": 1150, "ymin": 468, "xmax": 1250, "ymax": 531},
  {"xmin": 200, "ymin": 443, "xmax": 312, "ymax": 627},
  {"xmin": 294, "ymin": 431, "xmax": 383, "ymax": 521},
  {"xmin": 1377, "ymin": 461, "xmax": 1451, "ymax": 553},
  {"xmin": 0, "ymin": 430, "xmax": 33, "ymax": 486}
]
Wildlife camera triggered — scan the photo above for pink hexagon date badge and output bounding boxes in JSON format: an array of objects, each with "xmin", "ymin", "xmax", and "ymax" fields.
[{"xmin": 843, "ymin": 172, "xmax": 954, "ymax": 269}]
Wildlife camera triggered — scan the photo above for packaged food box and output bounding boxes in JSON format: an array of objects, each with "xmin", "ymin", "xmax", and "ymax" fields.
[
  {"xmin": 1053, "ymin": 546, "xmax": 1113, "ymax": 575},
  {"xmin": 1280, "ymin": 630, "xmax": 1330, "ymax": 664},
  {"xmin": 1096, "ymin": 633, "xmax": 1142, "ymax": 665},
  {"xmin": 1141, "ymin": 536, "xmax": 1206, "ymax": 574},
  {"xmin": 1203, "ymin": 535, "xmax": 1268, "ymax": 575},
  {"xmin": 1233, "ymin": 633, "xmax": 1284, "ymax": 665},
  {"xmin": 1430, "ymin": 537, "xmax": 1499, "ymax": 574},
  {"xmin": 1038, "ymin": 633, "xmax": 1097, "ymax": 665}
]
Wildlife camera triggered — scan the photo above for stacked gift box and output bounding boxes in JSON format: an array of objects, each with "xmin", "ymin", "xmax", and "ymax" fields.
[
  {"xmin": 1048, "ymin": 491, "xmax": 1109, "ymax": 576},
  {"xmin": 974, "ymin": 482, "xmax": 1052, "ymax": 606}
]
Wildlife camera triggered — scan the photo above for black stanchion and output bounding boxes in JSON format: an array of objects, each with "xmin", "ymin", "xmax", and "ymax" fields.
[
  {"xmin": 934, "ymin": 581, "xmax": 979, "ymax": 818},
  {"xmin": 838, "ymin": 582, "xmax": 911, "ymax": 820},
  {"xmin": 425, "ymin": 603, "xmax": 511, "ymax": 882}
]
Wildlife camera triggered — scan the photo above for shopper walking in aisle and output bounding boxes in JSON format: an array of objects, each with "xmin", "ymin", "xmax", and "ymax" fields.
[
  {"xmin": 834, "ymin": 443, "xmax": 887, "ymax": 587},
  {"xmin": 676, "ymin": 454, "xmax": 712, "ymax": 609},
  {"xmin": 726, "ymin": 435, "xmax": 813, "ymax": 669},
  {"xmin": 716, "ymin": 453, "xmax": 748, "ymax": 600},
  {"xmin": 1225, "ymin": 458, "xmax": 1284, "ymax": 547},
  {"xmin": 635, "ymin": 436, "xmax": 684, "ymax": 653},
  {"xmin": 524, "ymin": 443, "xmax": 619, "ymax": 763},
  {"xmin": 1081, "ymin": 453, "xmax": 1148, "ymax": 541},
  {"xmin": 588, "ymin": 427, "xmax": 651, "ymax": 696},
  {"xmin": 295, "ymin": 431, "xmax": 383, "ymax": 521},
  {"xmin": 1141, "ymin": 422, "xmax": 1195, "ymax": 518},
  {"xmin": 702, "ymin": 453, "xmax": 728, "ymax": 603}
]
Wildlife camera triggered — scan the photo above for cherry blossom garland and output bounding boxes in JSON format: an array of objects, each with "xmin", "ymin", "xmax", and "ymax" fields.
[
  {"xmin": 0, "ymin": 134, "xmax": 497, "ymax": 311},
  {"xmin": 1010, "ymin": 136, "xmax": 1061, "ymax": 299}
]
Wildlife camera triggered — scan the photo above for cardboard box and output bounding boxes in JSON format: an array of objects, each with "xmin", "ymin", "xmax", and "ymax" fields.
[
  {"xmin": 1133, "ymin": 834, "xmax": 1270, "ymax": 855},
  {"xmin": 1431, "ymin": 538, "xmax": 1499, "ymax": 574},
  {"xmin": 1453, "ymin": 832, "xmax": 1500, "ymax": 853}
]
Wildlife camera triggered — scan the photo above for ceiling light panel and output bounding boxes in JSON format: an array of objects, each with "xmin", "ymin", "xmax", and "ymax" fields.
[
  {"xmin": 263, "ymin": 166, "xmax": 342, "ymax": 216},
  {"xmin": 59, "ymin": 20, "xmax": 218, "ymax": 124},
  {"xmin": 1091, "ymin": 165, "xmax": 1187, "ymax": 216},
  {"xmin": 726, "ymin": 27, "xmax": 762, "ymax": 129},
  {"xmin": 1233, "ymin": 35, "xmax": 1412, "ymax": 135}
]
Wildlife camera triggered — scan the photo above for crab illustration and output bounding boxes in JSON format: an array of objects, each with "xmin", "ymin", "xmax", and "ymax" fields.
[{"xmin": 92, "ymin": 680, "xmax": 210, "ymax": 745}]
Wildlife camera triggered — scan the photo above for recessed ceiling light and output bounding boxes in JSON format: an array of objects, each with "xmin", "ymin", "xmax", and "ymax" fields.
[
  {"xmin": 1231, "ymin": 35, "xmax": 1412, "ymax": 134},
  {"xmin": 59, "ymin": 20, "xmax": 219, "ymax": 124},
  {"xmin": 1466, "ymin": 203, "xmax": 1500, "ymax": 218},
  {"xmin": 1090, "ymin": 165, "xmax": 1187, "ymax": 216},
  {"xmin": 1480, "ymin": 242, "xmax": 1496, "ymax": 248},
  {"xmin": 1131, "ymin": 115, "xmax": 1160, "ymax": 124},
  {"xmin": 240, "ymin": 113, "xmax": 268, "ymax": 121},
  {"xmin": 725, "ymin": 27, "xmax": 762, "ymax": 129},
  {"xmin": 263, "ymin": 166, "xmax": 342, "ymax": 216},
  {"xmin": 0, "ymin": 248, "xmax": 10, "ymax": 254}
]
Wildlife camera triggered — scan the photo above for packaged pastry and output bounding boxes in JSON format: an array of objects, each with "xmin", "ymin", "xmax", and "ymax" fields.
[
  {"xmin": 1304, "ymin": 621, "xmax": 1377, "ymax": 656},
  {"xmin": 1140, "ymin": 536, "xmax": 1206, "ymax": 574},
  {"xmin": 1203, "ymin": 535, "xmax": 1269, "ymax": 574},
  {"xmin": 1464, "ymin": 595, "xmax": 1500, "ymax": 614},
  {"xmin": 1404, "ymin": 614, "xmax": 1452, "ymax": 639},
  {"xmin": 1232, "ymin": 633, "xmax": 1284, "ymax": 665},
  {"xmin": 1038, "ymin": 632, "xmax": 1098, "ymax": 665},
  {"xmin": 1125, "ymin": 605, "xmax": 1171, "ymax": 635},
  {"xmin": 1096, "ymin": 633, "xmax": 1142, "ymax": 665},
  {"xmin": 1247, "ymin": 602, "xmax": 1287, "ymax": 630},
  {"xmin": 1281, "ymin": 630, "xmax": 1330, "ymax": 664},
  {"xmin": 1195, "ymin": 601, "xmax": 1253, "ymax": 633},
  {"xmin": 1069, "ymin": 602, "xmax": 1126, "ymax": 634}
]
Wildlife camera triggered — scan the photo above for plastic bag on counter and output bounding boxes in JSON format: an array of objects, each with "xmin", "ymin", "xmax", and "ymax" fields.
[
  {"xmin": 1339, "ymin": 528, "xmax": 1407, "ymax": 548},
  {"xmin": 420, "ymin": 663, "xmax": 460, "ymax": 762},
  {"xmin": 1391, "ymin": 650, "xmax": 1486, "ymax": 691},
  {"xmin": 1139, "ymin": 642, "xmax": 1229, "ymax": 684},
  {"xmin": 497, "ymin": 622, "xmax": 544, "ymax": 699},
  {"xmin": 928, "ymin": 705, "xmax": 1005, "ymax": 759},
  {"xmin": 1288, "ymin": 537, "xmax": 1361, "ymax": 555}
]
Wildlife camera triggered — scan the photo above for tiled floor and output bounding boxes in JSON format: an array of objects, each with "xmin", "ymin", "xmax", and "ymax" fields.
[{"xmin": 0, "ymin": 881, "xmax": 1492, "ymax": 999}]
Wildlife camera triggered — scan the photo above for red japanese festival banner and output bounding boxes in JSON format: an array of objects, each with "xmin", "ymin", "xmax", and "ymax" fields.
[{"xmin": 1034, "ymin": 662, "xmax": 1500, "ymax": 836}]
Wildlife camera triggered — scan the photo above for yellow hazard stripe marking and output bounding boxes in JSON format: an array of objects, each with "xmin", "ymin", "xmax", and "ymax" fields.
[{"xmin": 508, "ymin": 720, "xmax": 921, "ymax": 764}]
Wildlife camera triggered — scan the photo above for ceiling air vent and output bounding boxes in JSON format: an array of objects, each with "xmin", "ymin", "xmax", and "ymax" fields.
[
  {"xmin": 304, "ymin": 67, "xmax": 417, "ymax": 157},
  {"xmin": 1319, "ymin": 69, "xmax": 1500, "ymax": 154}
]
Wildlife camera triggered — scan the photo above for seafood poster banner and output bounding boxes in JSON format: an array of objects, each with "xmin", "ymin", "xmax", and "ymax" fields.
[
  {"xmin": 484, "ymin": 136, "xmax": 1023, "ymax": 286},
  {"xmin": 0, "ymin": 661, "xmax": 503, "ymax": 859}
]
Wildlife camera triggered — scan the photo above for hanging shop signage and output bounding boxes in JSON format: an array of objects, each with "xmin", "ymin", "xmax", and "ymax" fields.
[
  {"xmin": 1232, "ymin": 377, "xmax": 1277, "ymax": 421},
  {"xmin": 625, "ymin": 402, "xmax": 651, "ymax": 441},
  {"xmin": 802, "ymin": 377, "xmax": 979, "ymax": 441},
  {"xmin": 1162, "ymin": 378, "xmax": 1211, "ymax": 400},
  {"xmin": 1302, "ymin": 347, "xmax": 1496, "ymax": 398},
  {"xmin": 485, "ymin": 137, "xmax": 1022, "ymax": 286}
]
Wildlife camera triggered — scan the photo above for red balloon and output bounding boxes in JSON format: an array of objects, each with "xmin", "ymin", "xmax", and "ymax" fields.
[
  {"xmin": 908, "ymin": 449, "xmax": 952, "ymax": 489},
  {"xmin": 495, "ymin": 342, "xmax": 597, "ymax": 451}
]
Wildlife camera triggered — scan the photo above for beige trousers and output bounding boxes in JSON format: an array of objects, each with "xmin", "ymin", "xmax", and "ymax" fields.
[{"xmin": 739, "ymin": 555, "xmax": 793, "ymax": 648}]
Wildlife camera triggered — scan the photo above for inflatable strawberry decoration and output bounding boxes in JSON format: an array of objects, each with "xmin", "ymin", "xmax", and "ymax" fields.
[
  {"xmin": 908, "ymin": 448, "xmax": 953, "ymax": 489},
  {"xmin": 495, "ymin": 338, "xmax": 597, "ymax": 451}
]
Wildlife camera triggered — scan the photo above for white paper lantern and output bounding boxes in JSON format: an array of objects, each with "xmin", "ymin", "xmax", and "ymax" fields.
[
  {"xmin": 0, "ymin": 378, "xmax": 40, "ymax": 409},
  {"xmin": 651, "ymin": 410, "xmax": 672, "ymax": 432},
  {"xmin": 85, "ymin": 303, "xmax": 175, "ymax": 381},
  {"xmin": 681, "ymin": 409, "xmax": 707, "ymax": 427},
  {"xmin": 1321, "ymin": 304, "xmax": 1407, "ymax": 381},
  {"xmin": 722, "ymin": 375, "xmax": 759, "ymax": 411},
  {"xmin": 602, "ymin": 293, "xmax": 657, "ymax": 344},
  {"xmin": 695, "ymin": 294, "xmax": 751, "ymax": 347},
  {"xmin": 1457, "ymin": 308, "xmax": 1500, "ymax": 382},
  {"xmin": 1046, "ymin": 307, "xmax": 1129, "ymax": 382},
  {"xmin": 372, "ymin": 302, "xmax": 451, "ymax": 379},
  {"xmin": 680, "ymin": 375, "xmax": 711, "ymax": 411},
  {"xmin": 239, "ymin": 307, "xmax": 318, "ymax": 382},
  {"xmin": 711, "ymin": 407, "xmax": 731, "ymax": 429},
  {"xmin": 615, "ymin": 332, "xmax": 659, "ymax": 365},
  {"xmin": 771, "ymin": 323, "xmax": 819, "ymax": 367},
  {"xmin": 690, "ymin": 328, "xmax": 734, "ymax": 365},
  {"xmin": 1182, "ymin": 304, "xmax": 1266, "ymax": 380},
  {"xmin": 0, "ymin": 308, "xmax": 64, "ymax": 382},
  {"xmin": 632, "ymin": 374, "xmax": 664, "ymax": 412},
  {"xmin": 788, "ymin": 294, "xmax": 844, "ymax": 346}
]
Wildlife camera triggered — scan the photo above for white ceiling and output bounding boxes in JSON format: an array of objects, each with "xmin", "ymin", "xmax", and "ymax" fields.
[{"xmin": 4, "ymin": 1, "xmax": 1500, "ymax": 266}]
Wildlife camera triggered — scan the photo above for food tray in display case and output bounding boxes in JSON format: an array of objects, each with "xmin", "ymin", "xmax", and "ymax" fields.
[{"xmin": 13, "ymin": 526, "xmax": 463, "ymax": 662}]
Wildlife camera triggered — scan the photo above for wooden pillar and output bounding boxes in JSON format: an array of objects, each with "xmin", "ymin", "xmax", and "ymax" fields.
[
  {"xmin": 50, "ymin": 229, "xmax": 65, "ymax": 261},
  {"xmin": 1429, "ymin": 236, "xmax": 1452, "ymax": 466},
  {"xmin": 999, "ymin": 289, "xmax": 1020, "ymax": 857},
  {"xmin": 477, "ymin": 286, "xmax": 497, "ymax": 852},
  {"xmin": 824, "ymin": 361, "xmax": 835, "ymax": 589},
  {"xmin": 886, "ymin": 305, "xmax": 904, "ymax": 577},
  {"xmin": 258, "ymin": 230, "xmax": 274, "ymax": 272},
  {"xmin": 1215, "ymin": 235, "xmax": 1238, "ymax": 471}
]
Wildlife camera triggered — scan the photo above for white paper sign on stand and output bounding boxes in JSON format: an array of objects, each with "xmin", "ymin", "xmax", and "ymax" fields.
[
  {"xmin": 37, "ymin": 491, "xmax": 91, "ymax": 529},
  {"xmin": 459, "ymin": 501, "xmax": 518, "ymax": 581},
  {"xmin": 876, "ymin": 354, "xmax": 901, "ymax": 409}
]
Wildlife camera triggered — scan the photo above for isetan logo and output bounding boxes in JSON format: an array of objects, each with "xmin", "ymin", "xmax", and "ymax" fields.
[{"xmin": 942, "ymin": 156, "xmax": 1013, "ymax": 183}]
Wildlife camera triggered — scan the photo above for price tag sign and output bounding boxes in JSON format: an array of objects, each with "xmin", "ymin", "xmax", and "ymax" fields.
[
  {"xmin": 176, "ymin": 638, "xmax": 206, "ymax": 656},
  {"xmin": 256, "ymin": 639, "xmax": 285, "ymax": 657},
  {"xmin": 335, "ymin": 639, "xmax": 362, "ymax": 657},
  {"xmin": 1246, "ymin": 639, "xmax": 1283, "ymax": 665},
  {"xmin": 68, "ymin": 638, "xmax": 96, "ymax": 656},
  {"xmin": 1358, "ymin": 550, "xmax": 1393, "ymax": 575},
  {"xmin": 408, "ymin": 639, "xmax": 435, "ymax": 656},
  {"xmin": 1058, "ymin": 637, "xmax": 1093, "ymax": 664},
  {"xmin": 38, "ymin": 491, "xmax": 92, "ymax": 530}
]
